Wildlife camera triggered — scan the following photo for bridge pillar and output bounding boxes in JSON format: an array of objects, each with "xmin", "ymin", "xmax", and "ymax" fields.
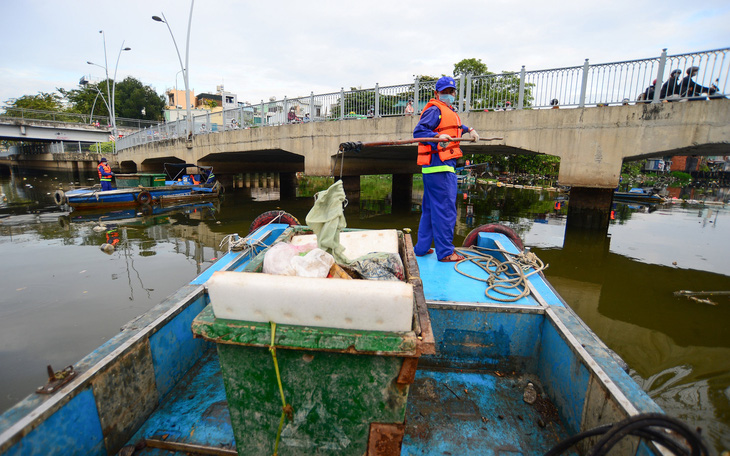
[
  {"xmin": 337, "ymin": 176, "xmax": 360, "ymax": 204},
  {"xmin": 565, "ymin": 187, "xmax": 613, "ymax": 233},
  {"xmin": 391, "ymin": 173, "xmax": 413, "ymax": 213},
  {"xmin": 280, "ymin": 172, "xmax": 297, "ymax": 199}
]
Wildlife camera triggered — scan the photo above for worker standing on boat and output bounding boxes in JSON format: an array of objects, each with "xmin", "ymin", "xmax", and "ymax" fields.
[
  {"xmin": 97, "ymin": 157, "xmax": 114, "ymax": 191},
  {"xmin": 413, "ymin": 76, "xmax": 479, "ymax": 262}
]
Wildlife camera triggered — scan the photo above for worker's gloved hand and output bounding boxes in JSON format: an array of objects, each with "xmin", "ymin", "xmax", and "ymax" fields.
[
  {"xmin": 339, "ymin": 141, "xmax": 362, "ymax": 152},
  {"xmin": 469, "ymin": 128, "xmax": 480, "ymax": 142},
  {"xmin": 437, "ymin": 134, "xmax": 452, "ymax": 149}
]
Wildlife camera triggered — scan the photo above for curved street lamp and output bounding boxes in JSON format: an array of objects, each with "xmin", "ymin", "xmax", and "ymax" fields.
[
  {"xmin": 152, "ymin": 0, "xmax": 194, "ymax": 140},
  {"xmin": 87, "ymin": 31, "xmax": 131, "ymax": 146}
]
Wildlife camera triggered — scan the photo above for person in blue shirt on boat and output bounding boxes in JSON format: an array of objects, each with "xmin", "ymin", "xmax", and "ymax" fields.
[
  {"xmin": 97, "ymin": 157, "xmax": 114, "ymax": 191},
  {"xmin": 413, "ymin": 76, "xmax": 479, "ymax": 262}
]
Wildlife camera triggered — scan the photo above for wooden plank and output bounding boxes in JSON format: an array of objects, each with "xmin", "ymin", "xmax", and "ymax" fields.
[{"xmin": 402, "ymin": 233, "xmax": 436, "ymax": 355}]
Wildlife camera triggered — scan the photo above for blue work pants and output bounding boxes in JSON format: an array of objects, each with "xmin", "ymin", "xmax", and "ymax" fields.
[
  {"xmin": 101, "ymin": 181, "xmax": 113, "ymax": 191},
  {"xmin": 414, "ymin": 171, "xmax": 457, "ymax": 260}
]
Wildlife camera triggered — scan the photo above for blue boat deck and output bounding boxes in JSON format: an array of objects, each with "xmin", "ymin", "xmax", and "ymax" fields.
[
  {"xmin": 126, "ymin": 348, "xmax": 576, "ymax": 456},
  {"xmin": 403, "ymin": 369, "xmax": 576, "ymax": 455},
  {"xmin": 126, "ymin": 348, "xmax": 235, "ymax": 455}
]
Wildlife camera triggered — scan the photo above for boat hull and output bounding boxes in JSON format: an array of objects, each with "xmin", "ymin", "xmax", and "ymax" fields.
[
  {"xmin": 0, "ymin": 225, "xmax": 679, "ymax": 456},
  {"xmin": 63, "ymin": 186, "xmax": 219, "ymax": 210}
]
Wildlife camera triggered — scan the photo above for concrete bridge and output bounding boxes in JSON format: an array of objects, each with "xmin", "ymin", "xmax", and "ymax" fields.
[
  {"xmin": 0, "ymin": 116, "xmax": 113, "ymax": 143},
  {"xmin": 117, "ymin": 99, "xmax": 729, "ymax": 190}
]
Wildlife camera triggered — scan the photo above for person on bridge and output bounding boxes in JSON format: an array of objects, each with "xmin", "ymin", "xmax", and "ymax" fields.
[
  {"xmin": 660, "ymin": 69, "xmax": 683, "ymax": 100},
  {"xmin": 413, "ymin": 76, "xmax": 479, "ymax": 262},
  {"xmin": 679, "ymin": 66, "xmax": 718, "ymax": 99},
  {"xmin": 97, "ymin": 158, "xmax": 114, "ymax": 191}
]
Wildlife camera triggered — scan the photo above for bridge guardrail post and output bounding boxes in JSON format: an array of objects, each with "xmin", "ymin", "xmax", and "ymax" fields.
[
  {"xmin": 375, "ymin": 83, "xmax": 380, "ymax": 117},
  {"xmin": 284, "ymin": 97, "xmax": 288, "ymax": 124},
  {"xmin": 466, "ymin": 74, "xmax": 472, "ymax": 111},
  {"xmin": 458, "ymin": 74, "xmax": 465, "ymax": 113},
  {"xmin": 310, "ymin": 92, "xmax": 314, "ymax": 122},
  {"xmin": 579, "ymin": 58, "xmax": 590, "ymax": 108},
  {"xmin": 414, "ymin": 77, "xmax": 420, "ymax": 114},
  {"xmin": 518, "ymin": 66, "xmax": 526, "ymax": 110},
  {"xmin": 340, "ymin": 88, "xmax": 344, "ymax": 121},
  {"xmin": 652, "ymin": 48, "xmax": 668, "ymax": 104}
]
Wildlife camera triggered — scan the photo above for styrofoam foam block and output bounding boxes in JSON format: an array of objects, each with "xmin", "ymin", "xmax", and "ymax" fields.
[
  {"xmin": 290, "ymin": 229, "xmax": 399, "ymax": 260},
  {"xmin": 207, "ymin": 271, "xmax": 414, "ymax": 332}
]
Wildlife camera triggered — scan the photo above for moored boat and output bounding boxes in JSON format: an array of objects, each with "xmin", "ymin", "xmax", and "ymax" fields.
[
  {"xmin": 53, "ymin": 164, "xmax": 221, "ymax": 210},
  {"xmin": 0, "ymin": 214, "xmax": 708, "ymax": 455},
  {"xmin": 613, "ymin": 187, "xmax": 666, "ymax": 204}
]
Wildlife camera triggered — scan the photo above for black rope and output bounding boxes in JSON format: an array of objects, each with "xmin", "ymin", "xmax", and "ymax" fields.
[{"xmin": 544, "ymin": 413, "xmax": 709, "ymax": 456}]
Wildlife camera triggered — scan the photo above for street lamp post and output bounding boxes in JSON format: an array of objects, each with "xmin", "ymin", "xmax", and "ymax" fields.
[
  {"xmin": 153, "ymin": 0, "xmax": 194, "ymax": 140},
  {"xmin": 87, "ymin": 31, "xmax": 130, "ymax": 146},
  {"xmin": 111, "ymin": 42, "xmax": 131, "ymax": 137}
]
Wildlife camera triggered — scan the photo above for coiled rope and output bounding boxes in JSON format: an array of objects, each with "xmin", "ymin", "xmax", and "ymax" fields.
[{"xmin": 452, "ymin": 245, "xmax": 547, "ymax": 302}]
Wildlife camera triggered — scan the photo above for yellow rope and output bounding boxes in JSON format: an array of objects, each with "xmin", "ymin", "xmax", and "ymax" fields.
[{"xmin": 269, "ymin": 322, "xmax": 293, "ymax": 456}]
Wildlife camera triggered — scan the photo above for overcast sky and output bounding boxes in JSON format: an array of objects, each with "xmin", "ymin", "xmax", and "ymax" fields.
[{"xmin": 1, "ymin": 0, "xmax": 729, "ymax": 108}]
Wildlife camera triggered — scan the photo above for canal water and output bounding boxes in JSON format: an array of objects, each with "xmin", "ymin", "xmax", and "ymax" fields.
[{"xmin": 1, "ymin": 170, "xmax": 729, "ymax": 452}]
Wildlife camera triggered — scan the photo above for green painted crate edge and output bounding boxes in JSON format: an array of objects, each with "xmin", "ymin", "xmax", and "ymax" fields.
[{"xmin": 192, "ymin": 305, "xmax": 418, "ymax": 355}]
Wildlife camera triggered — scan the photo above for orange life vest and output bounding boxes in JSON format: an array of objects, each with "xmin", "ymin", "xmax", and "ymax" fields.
[
  {"xmin": 417, "ymin": 99, "xmax": 463, "ymax": 166},
  {"xmin": 98, "ymin": 163, "xmax": 112, "ymax": 181}
]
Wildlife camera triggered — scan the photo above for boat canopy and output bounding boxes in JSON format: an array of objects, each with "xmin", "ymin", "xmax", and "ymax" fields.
[{"xmin": 164, "ymin": 163, "xmax": 214, "ymax": 184}]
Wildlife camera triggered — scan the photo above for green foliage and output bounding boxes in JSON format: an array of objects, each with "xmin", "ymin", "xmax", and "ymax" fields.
[
  {"xmin": 360, "ymin": 175, "xmax": 393, "ymax": 200},
  {"xmin": 59, "ymin": 84, "xmax": 110, "ymax": 118},
  {"xmin": 467, "ymin": 154, "xmax": 559, "ymax": 176},
  {"xmin": 2, "ymin": 92, "xmax": 64, "ymax": 115},
  {"xmin": 621, "ymin": 160, "xmax": 644, "ymax": 177},
  {"xmin": 454, "ymin": 58, "xmax": 488, "ymax": 77},
  {"xmin": 4, "ymin": 77, "xmax": 164, "ymax": 122},
  {"xmin": 670, "ymin": 171, "xmax": 691, "ymax": 182},
  {"xmin": 113, "ymin": 77, "xmax": 165, "ymax": 121},
  {"xmin": 97, "ymin": 141, "xmax": 116, "ymax": 154}
]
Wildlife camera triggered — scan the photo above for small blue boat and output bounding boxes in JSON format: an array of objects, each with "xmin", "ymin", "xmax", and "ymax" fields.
[
  {"xmin": 0, "ymin": 216, "xmax": 708, "ymax": 455},
  {"xmin": 613, "ymin": 188, "xmax": 665, "ymax": 204},
  {"xmin": 53, "ymin": 164, "xmax": 221, "ymax": 210}
]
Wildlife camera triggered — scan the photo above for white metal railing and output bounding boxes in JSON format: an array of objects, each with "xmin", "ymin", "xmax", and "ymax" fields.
[
  {"xmin": 117, "ymin": 47, "xmax": 729, "ymax": 151},
  {"xmin": 0, "ymin": 107, "xmax": 160, "ymax": 130}
]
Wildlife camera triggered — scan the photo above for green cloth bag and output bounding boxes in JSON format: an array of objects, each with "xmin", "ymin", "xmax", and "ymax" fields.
[{"xmin": 305, "ymin": 180, "xmax": 349, "ymax": 264}]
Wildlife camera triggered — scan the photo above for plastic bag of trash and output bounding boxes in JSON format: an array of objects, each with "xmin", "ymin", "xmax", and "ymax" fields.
[
  {"xmin": 348, "ymin": 252, "xmax": 404, "ymax": 281},
  {"xmin": 291, "ymin": 248, "xmax": 335, "ymax": 278},
  {"xmin": 263, "ymin": 242, "xmax": 316, "ymax": 275}
]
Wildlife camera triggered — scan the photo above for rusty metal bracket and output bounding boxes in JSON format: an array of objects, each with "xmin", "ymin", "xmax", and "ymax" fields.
[
  {"xmin": 36, "ymin": 365, "xmax": 76, "ymax": 394},
  {"xmin": 367, "ymin": 422, "xmax": 405, "ymax": 455},
  {"xmin": 397, "ymin": 357, "xmax": 419, "ymax": 385}
]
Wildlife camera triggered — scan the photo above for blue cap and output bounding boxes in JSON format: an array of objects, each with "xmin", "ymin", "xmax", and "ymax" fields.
[
  {"xmin": 100, "ymin": 157, "xmax": 107, "ymax": 162},
  {"xmin": 435, "ymin": 76, "xmax": 456, "ymax": 92}
]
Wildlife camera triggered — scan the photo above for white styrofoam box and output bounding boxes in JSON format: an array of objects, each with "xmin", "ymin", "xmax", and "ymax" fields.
[
  {"xmin": 289, "ymin": 229, "xmax": 399, "ymax": 260},
  {"xmin": 207, "ymin": 271, "xmax": 413, "ymax": 332}
]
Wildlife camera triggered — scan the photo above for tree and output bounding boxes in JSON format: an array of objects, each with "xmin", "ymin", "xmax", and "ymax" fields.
[
  {"xmin": 454, "ymin": 58, "xmax": 489, "ymax": 77},
  {"xmin": 110, "ymin": 77, "xmax": 165, "ymax": 121},
  {"xmin": 2, "ymin": 92, "xmax": 64, "ymax": 115},
  {"xmin": 59, "ymin": 84, "xmax": 110, "ymax": 119}
]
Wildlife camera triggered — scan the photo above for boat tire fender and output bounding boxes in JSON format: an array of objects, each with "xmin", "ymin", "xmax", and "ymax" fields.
[
  {"xmin": 463, "ymin": 223, "xmax": 524, "ymax": 250},
  {"xmin": 249, "ymin": 210, "xmax": 300, "ymax": 234},
  {"xmin": 136, "ymin": 191, "xmax": 152, "ymax": 205},
  {"xmin": 53, "ymin": 190, "xmax": 66, "ymax": 206},
  {"xmin": 139, "ymin": 203, "xmax": 153, "ymax": 216}
]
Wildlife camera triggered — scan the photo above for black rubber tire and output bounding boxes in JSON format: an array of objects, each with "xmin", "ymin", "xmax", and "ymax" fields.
[
  {"xmin": 53, "ymin": 190, "xmax": 66, "ymax": 206},
  {"xmin": 462, "ymin": 223, "xmax": 524, "ymax": 250},
  {"xmin": 249, "ymin": 210, "xmax": 300, "ymax": 234},
  {"xmin": 136, "ymin": 191, "xmax": 152, "ymax": 205}
]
